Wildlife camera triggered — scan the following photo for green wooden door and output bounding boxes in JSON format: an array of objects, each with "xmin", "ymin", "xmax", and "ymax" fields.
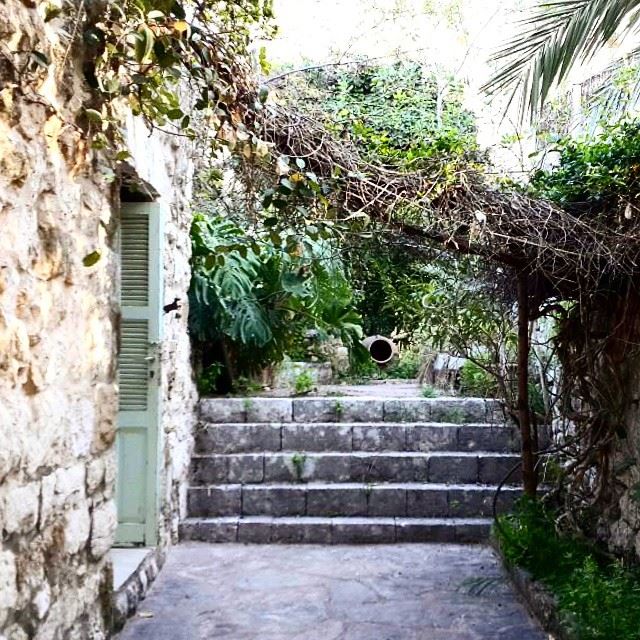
[{"xmin": 115, "ymin": 202, "xmax": 164, "ymax": 546}]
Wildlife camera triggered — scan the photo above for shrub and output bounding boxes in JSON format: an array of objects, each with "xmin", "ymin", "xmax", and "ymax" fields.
[
  {"xmin": 496, "ymin": 499, "xmax": 640, "ymax": 640},
  {"xmin": 458, "ymin": 360, "xmax": 498, "ymax": 397}
]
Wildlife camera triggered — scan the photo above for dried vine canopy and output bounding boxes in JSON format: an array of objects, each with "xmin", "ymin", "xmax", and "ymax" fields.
[{"xmin": 255, "ymin": 103, "xmax": 640, "ymax": 305}]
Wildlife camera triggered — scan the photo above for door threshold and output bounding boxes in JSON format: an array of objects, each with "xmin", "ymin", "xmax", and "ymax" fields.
[{"xmin": 111, "ymin": 546, "xmax": 166, "ymax": 633}]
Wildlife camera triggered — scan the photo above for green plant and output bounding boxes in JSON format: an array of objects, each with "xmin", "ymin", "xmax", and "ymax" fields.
[
  {"xmin": 483, "ymin": 0, "xmax": 640, "ymax": 119},
  {"xmin": 189, "ymin": 213, "xmax": 363, "ymax": 383},
  {"xmin": 294, "ymin": 371, "xmax": 314, "ymax": 395},
  {"xmin": 459, "ymin": 360, "xmax": 498, "ymax": 398},
  {"xmin": 421, "ymin": 385, "xmax": 437, "ymax": 398},
  {"xmin": 387, "ymin": 348, "xmax": 422, "ymax": 380},
  {"xmin": 496, "ymin": 498, "xmax": 640, "ymax": 640},
  {"xmin": 291, "ymin": 453, "xmax": 307, "ymax": 482},
  {"xmin": 530, "ymin": 120, "xmax": 640, "ymax": 220},
  {"xmin": 197, "ymin": 362, "xmax": 223, "ymax": 395}
]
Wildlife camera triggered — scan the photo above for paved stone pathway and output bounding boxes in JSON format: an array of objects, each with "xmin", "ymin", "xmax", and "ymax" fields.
[{"xmin": 119, "ymin": 543, "xmax": 546, "ymax": 640}]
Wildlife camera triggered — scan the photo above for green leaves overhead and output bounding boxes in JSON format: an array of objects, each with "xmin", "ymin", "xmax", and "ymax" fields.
[
  {"xmin": 483, "ymin": 0, "xmax": 640, "ymax": 120},
  {"xmin": 79, "ymin": 0, "xmax": 275, "ymax": 155},
  {"xmin": 529, "ymin": 119, "xmax": 640, "ymax": 217}
]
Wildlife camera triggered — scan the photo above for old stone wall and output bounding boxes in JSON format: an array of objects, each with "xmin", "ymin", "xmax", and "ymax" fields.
[
  {"xmin": 0, "ymin": 2, "xmax": 199, "ymax": 637},
  {"xmin": 0, "ymin": 1, "xmax": 118, "ymax": 638}
]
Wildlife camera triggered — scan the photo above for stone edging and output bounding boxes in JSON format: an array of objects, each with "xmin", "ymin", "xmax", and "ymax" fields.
[
  {"xmin": 492, "ymin": 537, "xmax": 569, "ymax": 640},
  {"xmin": 112, "ymin": 547, "xmax": 166, "ymax": 634}
]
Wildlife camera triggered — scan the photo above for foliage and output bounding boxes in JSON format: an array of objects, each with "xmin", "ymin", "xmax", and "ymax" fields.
[
  {"xmin": 388, "ymin": 347, "xmax": 422, "ymax": 379},
  {"xmin": 421, "ymin": 385, "xmax": 438, "ymax": 398},
  {"xmin": 458, "ymin": 360, "xmax": 498, "ymax": 398},
  {"xmin": 497, "ymin": 498, "xmax": 640, "ymax": 640},
  {"xmin": 484, "ymin": 0, "xmax": 640, "ymax": 119},
  {"xmin": 530, "ymin": 119, "xmax": 640, "ymax": 218},
  {"xmin": 318, "ymin": 63, "xmax": 477, "ymax": 167},
  {"xmin": 347, "ymin": 236, "xmax": 436, "ymax": 337},
  {"xmin": 9, "ymin": 0, "xmax": 273, "ymax": 160},
  {"xmin": 197, "ymin": 362, "xmax": 224, "ymax": 395},
  {"xmin": 189, "ymin": 213, "xmax": 363, "ymax": 379},
  {"xmin": 293, "ymin": 370, "xmax": 314, "ymax": 395}
]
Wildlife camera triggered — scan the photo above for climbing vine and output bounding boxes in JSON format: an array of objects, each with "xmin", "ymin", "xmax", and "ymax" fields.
[{"xmin": 5, "ymin": 0, "xmax": 274, "ymax": 158}]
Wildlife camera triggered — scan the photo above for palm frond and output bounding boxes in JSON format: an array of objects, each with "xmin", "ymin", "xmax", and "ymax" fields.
[{"xmin": 483, "ymin": 0, "xmax": 640, "ymax": 120}]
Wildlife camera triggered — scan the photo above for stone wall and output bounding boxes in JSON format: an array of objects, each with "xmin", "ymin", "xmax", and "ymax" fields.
[
  {"xmin": 0, "ymin": 2, "xmax": 118, "ymax": 637},
  {"xmin": 0, "ymin": 2, "xmax": 198, "ymax": 637}
]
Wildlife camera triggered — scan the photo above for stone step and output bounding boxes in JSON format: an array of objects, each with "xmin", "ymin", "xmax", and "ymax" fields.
[
  {"xmin": 191, "ymin": 451, "xmax": 522, "ymax": 485},
  {"xmin": 200, "ymin": 396, "xmax": 501, "ymax": 425},
  {"xmin": 179, "ymin": 516, "xmax": 493, "ymax": 544},
  {"xmin": 196, "ymin": 421, "xmax": 520, "ymax": 454},
  {"xmin": 187, "ymin": 482, "xmax": 521, "ymax": 518}
]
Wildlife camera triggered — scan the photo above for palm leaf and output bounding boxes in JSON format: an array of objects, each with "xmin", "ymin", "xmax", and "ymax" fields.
[{"xmin": 483, "ymin": 0, "xmax": 640, "ymax": 120}]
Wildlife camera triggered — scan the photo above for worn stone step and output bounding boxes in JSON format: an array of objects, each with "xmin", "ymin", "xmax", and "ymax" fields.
[
  {"xmin": 179, "ymin": 516, "xmax": 492, "ymax": 544},
  {"xmin": 187, "ymin": 482, "xmax": 521, "ymax": 518},
  {"xmin": 195, "ymin": 421, "xmax": 520, "ymax": 454},
  {"xmin": 191, "ymin": 451, "xmax": 522, "ymax": 485},
  {"xmin": 199, "ymin": 396, "xmax": 502, "ymax": 425}
]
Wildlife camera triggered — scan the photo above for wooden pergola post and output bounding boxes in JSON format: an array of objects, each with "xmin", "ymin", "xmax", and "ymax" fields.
[{"xmin": 517, "ymin": 272, "xmax": 538, "ymax": 497}]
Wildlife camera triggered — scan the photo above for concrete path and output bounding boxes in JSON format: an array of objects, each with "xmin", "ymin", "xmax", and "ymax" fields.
[{"xmin": 118, "ymin": 543, "xmax": 545, "ymax": 640}]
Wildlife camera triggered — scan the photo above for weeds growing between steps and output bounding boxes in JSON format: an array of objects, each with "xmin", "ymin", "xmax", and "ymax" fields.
[{"xmin": 496, "ymin": 498, "xmax": 640, "ymax": 640}]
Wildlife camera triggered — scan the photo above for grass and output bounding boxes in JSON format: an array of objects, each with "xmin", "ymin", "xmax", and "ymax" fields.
[
  {"xmin": 421, "ymin": 385, "xmax": 438, "ymax": 398},
  {"xmin": 496, "ymin": 498, "xmax": 640, "ymax": 640}
]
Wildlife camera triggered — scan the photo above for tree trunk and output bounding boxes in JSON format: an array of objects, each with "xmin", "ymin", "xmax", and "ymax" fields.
[{"xmin": 517, "ymin": 273, "xmax": 538, "ymax": 497}]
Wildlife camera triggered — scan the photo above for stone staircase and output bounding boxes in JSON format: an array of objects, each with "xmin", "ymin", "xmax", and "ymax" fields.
[{"xmin": 180, "ymin": 396, "xmax": 523, "ymax": 544}]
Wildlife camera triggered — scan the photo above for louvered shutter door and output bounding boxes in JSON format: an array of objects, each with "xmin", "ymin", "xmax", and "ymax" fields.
[{"xmin": 116, "ymin": 202, "xmax": 164, "ymax": 546}]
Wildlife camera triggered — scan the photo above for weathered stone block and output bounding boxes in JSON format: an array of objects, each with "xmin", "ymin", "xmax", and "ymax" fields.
[
  {"xmin": 338, "ymin": 399, "xmax": 384, "ymax": 422},
  {"xmin": 352, "ymin": 425, "xmax": 406, "ymax": 451},
  {"xmin": 306, "ymin": 487, "xmax": 367, "ymax": 517},
  {"xmin": 406, "ymin": 425, "xmax": 458, "ymax": 452},
  {"xmin": 447, "ymin": 488, "xmax": 487, "ymax": 518},
  {"xmin": 331, "ymin": 518, "xmax": 396, "ymax": 543},
  {"xmin": 54, "ymin": 464, "xmax": 86, "ymax": 506},
  {"xmin": 89, "ymin": 500, "xmax": 117, "ymax": 559},
  {"xmin": 270, "ymin": 518, "xmax": 332, "ymax": 543},
  {"xmin": 264, "ymin": 454, "xmax": 351, "ymax": 483},
  {"xmin": 242, "ymin": 487, "xmax": 306, "ymax": 517},
  {"xmin": 383, "ymin": 400, "xmax": 431, "ymax": 422},
  {"xmin": 455, "ymin": 521, "xmax": 491, "ymax": 543},
  {"xmin": 282, "ymin": 424, "xmax": 352, "ymax": 452},
  {"xmin": 1, "ymin": 481, "xmax": 40, "ymax": 535},
  {"xmin": 200, "ymin": 398, "xmax": 246, "ymax": 423},
  {"xmin": 190, "ymin": 456, "xmax": 228, "ymax": 484},
  {"xmin": 351, "ymin": 454, "xmax": 429, "ymax": 483},
  {"xmin": 238, "ymin": 518, "xmax": 272, "ymax": 543},
  {"xmin": 428, "ymin": 455, "xmax": 478, "ymax": 484},
  {"xmin": 180, "ymin": 518, "xmax": 238, "ymax": 543},
  {"xmin": 227, "ymin": 455, "xmax": 264, "ymax": 483},
  {"xmin": 429, "ymin": 400, "xmax": 473, "ymax": 423},
  {"xmin": 64, "ymin": 505, "xmax": 91, "ymax": 554},
  {"xmin": 367, "ymin": 487, "xmax": 406, "ymax": 517},
  {"xmin": 197, "ymin": 423, "xmax": 281, "ymax": 454},
  {"xmin": 406, "ymin": 489, "xmax": 448, "ymax": 517},
  {"xmin": 458, "ymin": 425, "xmax": 517, "ymax": 452},
  {"xmin": 395, "ymin": 519, "xmax": 456, "ymax": 543},
  {"xmin": 246, "ymin": 399, "xmax": 292, "ymax": 423},
  {"xmin": 187, "ymin": 486, "xmax": 241, "ymax": 517},
  {"xmin": 478, "ymin": 455, "xmax": 521, "ymax": 485},
  {"xmin": 293, "ymin": 399, "xmax": 340, "ymax": 423},
  {"xmin": 0, "ymin": 550, "xmax": 17, "ymax": 626}
]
